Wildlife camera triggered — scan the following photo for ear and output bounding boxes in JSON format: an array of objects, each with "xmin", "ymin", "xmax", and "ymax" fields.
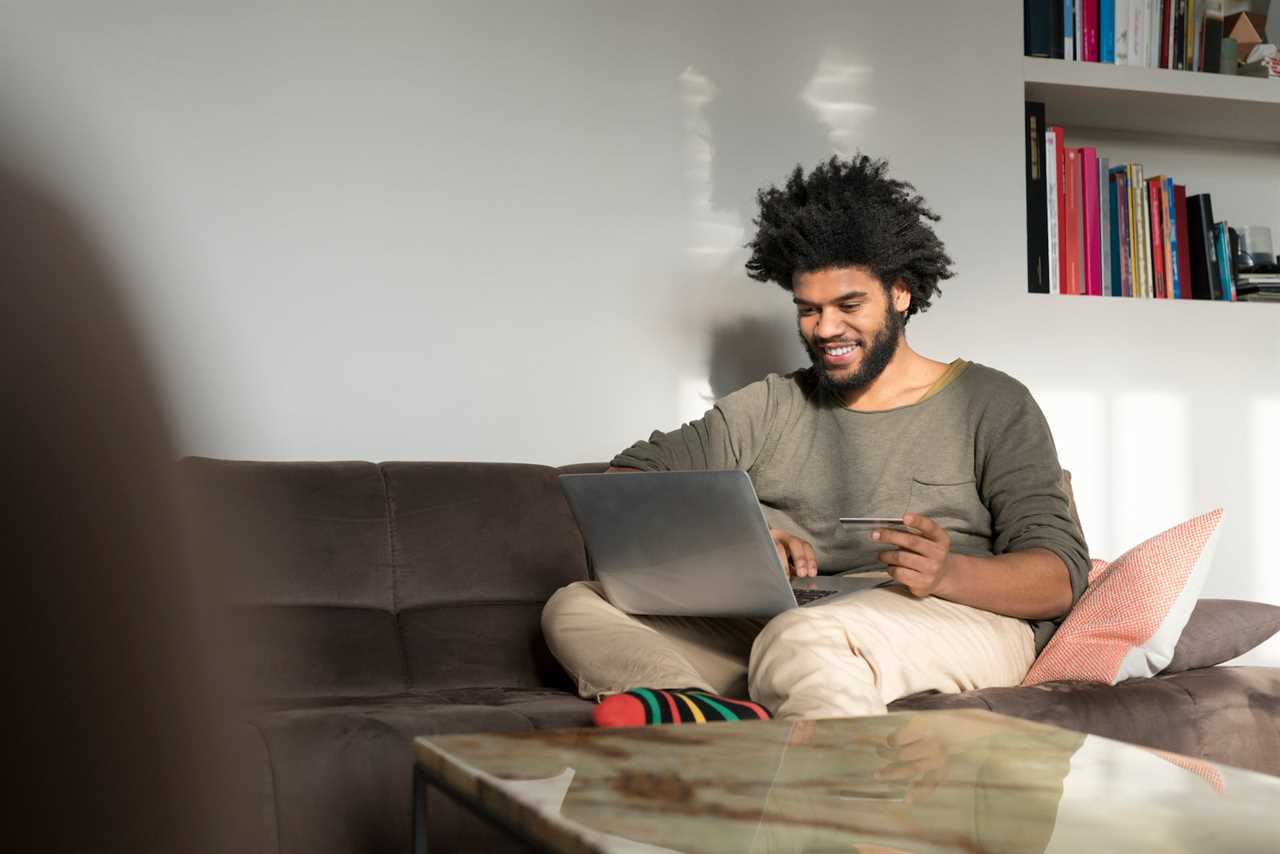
[{"xmin": 890, "ymin": 280, "xmax": 911, "ymax": 314}]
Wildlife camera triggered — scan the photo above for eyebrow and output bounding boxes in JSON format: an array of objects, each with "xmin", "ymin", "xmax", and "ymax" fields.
[{"xmin": 792, "ymin": 290, "xmax": 869, "ymax": 307}]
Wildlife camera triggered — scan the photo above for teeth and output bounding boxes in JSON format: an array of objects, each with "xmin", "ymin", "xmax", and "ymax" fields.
[{"xmin": 826, "ymin": 345, "xmax": 855, "ymax": 356}]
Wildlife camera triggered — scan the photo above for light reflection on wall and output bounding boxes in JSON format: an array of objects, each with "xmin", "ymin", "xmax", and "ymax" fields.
[
  {"xmin": 1245, "ymin": 398, "xmax": 1280, "ymax": 665},
  {"xmin": 679, "ymin": 66, "xmax": 744, "ymax": 259},
  {"xmin": 1036, "ymin": 389, "xmax": 1111, "ymax": 555},
  {"xmin": 799, "ymin": 58, "xmax": 874, "ymax": 157},
  {"xmin": 1111, "ymin": 392, "xmax": 1193, "ymax": 550}
]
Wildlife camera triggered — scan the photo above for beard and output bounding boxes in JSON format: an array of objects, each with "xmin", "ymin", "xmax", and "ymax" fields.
[{"xmin": 800, "ymin": 301, "xmax": 904, "ymax": 399}]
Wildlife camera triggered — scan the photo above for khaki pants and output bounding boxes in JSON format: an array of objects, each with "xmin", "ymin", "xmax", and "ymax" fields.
[{"xmin": 541, "ymin": 579, "xmax": 1035, "ymax": 719}]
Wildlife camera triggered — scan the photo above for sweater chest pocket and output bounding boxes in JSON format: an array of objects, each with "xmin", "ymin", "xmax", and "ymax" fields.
[{"xmin": 906, "ymin": 477, "xmax": 990, "ymax": 536}]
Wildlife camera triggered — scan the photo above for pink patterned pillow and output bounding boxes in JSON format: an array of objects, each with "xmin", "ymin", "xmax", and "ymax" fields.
[{"xmin": 1022, "ymin": 509, "xmax": 1225, "ymax": 685}]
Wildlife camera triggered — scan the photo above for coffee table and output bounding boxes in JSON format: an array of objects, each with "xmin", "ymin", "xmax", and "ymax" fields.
[{"xmin": 413, "ymin": 708, "xmax": 1280, "ymax": 853}]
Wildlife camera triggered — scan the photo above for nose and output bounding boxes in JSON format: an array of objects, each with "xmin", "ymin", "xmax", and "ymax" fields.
[{"xmin": 815, "ymin": 307, "xmax": 845, "ymax": 341}]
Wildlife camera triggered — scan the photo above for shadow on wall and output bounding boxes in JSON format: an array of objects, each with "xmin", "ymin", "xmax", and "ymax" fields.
[{"xmin": 706, "ymin": 314, "xmax": 803, "ymax": 399}]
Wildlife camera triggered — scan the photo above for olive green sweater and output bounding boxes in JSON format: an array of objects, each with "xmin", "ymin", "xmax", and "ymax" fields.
[{"xmin": 611, "ymin": 361, "xmax": 1089, "ymax": 652}]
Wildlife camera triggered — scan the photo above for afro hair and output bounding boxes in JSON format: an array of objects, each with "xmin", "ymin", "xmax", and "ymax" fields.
[{"xmin": 745, "ymin": 154, "xmax": 955, "ymax": 322}]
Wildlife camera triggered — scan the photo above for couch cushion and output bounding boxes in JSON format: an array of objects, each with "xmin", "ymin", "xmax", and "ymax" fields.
[
  {"xmin": 382, "ymin": 462, "xmax": 591, "ymax": 690},
  {"xmin": 891, "ymin": 665, "xmax": 1280, "ymax": 776},
  {"xmin": 181, "ymin": 459, "xmax": 409, "ymax": 701}
]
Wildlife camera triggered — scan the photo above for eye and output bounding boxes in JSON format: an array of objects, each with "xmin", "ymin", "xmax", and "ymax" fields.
[
  {"xmin": 840, "ymin": 303, "xmax": 861, "ymax": 313},
  {"xmin": 796, "ymin": 306, "xmax": 817, "ymax": 317}
]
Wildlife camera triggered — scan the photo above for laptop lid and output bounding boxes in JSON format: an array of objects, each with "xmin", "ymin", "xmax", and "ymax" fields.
[{"xmin": 559, "ymin": 470, "xmax": 827, "ymax": 617}]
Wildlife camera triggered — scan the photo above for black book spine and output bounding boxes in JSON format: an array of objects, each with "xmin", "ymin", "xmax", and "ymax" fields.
[
  {"xmin": 1051, "ymin": 0, "xmax": 1065, "ymax": 58},
  {"xmin": 1174, "ymin": 0, "xmax": 1186, "ymax": 70},
  {"xmin": 1025, "ymin": 0, "xmax": 1054, "ymax": 57},
  {"xmin": 1186, "ymin": 194, "xmax": 1219, "ymax": 300},
  {"xmin": 1025, "ymin": 101, "xmax": 1050, "ymax": 294}
]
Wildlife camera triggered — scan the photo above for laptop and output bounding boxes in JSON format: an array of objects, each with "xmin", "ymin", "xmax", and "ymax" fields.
[{"xmin": 558, "ymin": 470, "xmax": 889, "ymax": 618}]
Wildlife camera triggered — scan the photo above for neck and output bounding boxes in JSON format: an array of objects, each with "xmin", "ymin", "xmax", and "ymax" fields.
[{"xmin": 839, "ymin": 338, "xmax": 926, "ymax": 410}]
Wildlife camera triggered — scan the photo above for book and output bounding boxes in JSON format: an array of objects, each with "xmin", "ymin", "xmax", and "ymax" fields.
[
  {"xmin": 1152, "ymin": 0, "xmax": 1165, "ymax": 67},
  {"xmin": 1082, "ymin": 148, "xmax": 1103, "ymax": 295},
  {"xmin": 1101, "ymin": 0, "xmax": 1116, "ymax": 62},
  {"xmin": 1130, "ymin": 0, "xmax": 1150, "ymax": 65},
  {"xmin": 1065, "ymin": 148, "xmax": 1084, "ymax": 295},
  {"xmin": 1215, "ymin": 222, "xmax": 1234, "ymax": 300},
  {"xmin": 1025, "ymin": 102, "xmax": 1050, "ymax": 294},
  {"xmin": 1185, "ymin": 193, "xmax": 1220, "ymax": 299},
  {"xmin": 1046, "ymin": 130, "xmax": 1061, "ymax": 294},
  {"xmin": 1083, "ymin": 0, "xmax": 1100, "ymax": 61},
  {"xmin": 1109, "ymin": 169, "xmax": 1124, "ymax": 296},
  {"xmin": 1099, "ymin": 156, "xmax": 1112, "ymax": 295},
  {"xmin": 1026, "ymin": 0, "xmax": 1055, "ymax": 56},
  {"xmin": 1147, "ymin": 177, "xmax": 1166, "ymax": 298},
  {"xmin": 1111, "ymin": 167, "xmax": 1133, "ymax": 296},
  {"xmin": 1203, "ymin": 5, "xmax": 1224, "ymax": 73},
  {"xmin": 1051, "ymin": 126, "xmax": 1069, "ymax": 293},
  {"xmin": 1173, "ymin": 185, "xmax": 1192, "ymax": 299},
  {"xmin": 1116, "ymin": 0, "xmax": 1132, "ymax": 63},
  {"xmin": 1066, "ymin": 0, "xmax": 1077, "ymax": 59},
  {"xmin": 1174, "ymin": 0, "xmax": 1186, "ymax": 69},
  {"xmin": 1053, "ymin": 0, "xmax": 1067, "ymax": 58},
  {"xmin": 1160, "ymin": 0, "xmax": 1173, "ymax": 67},
  {"xmin": 1162, "ymin": 177, "xmax": 1177, "ymax": 298},
  {"xmin": 1130, "ymin": 163, "xmax": 1150, "ymax": 297}
]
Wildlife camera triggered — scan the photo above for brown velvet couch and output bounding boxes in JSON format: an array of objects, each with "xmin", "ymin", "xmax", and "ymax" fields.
[{"xmin": 180, "ymin": 457, "xmax": 1280, "ymax": 854}]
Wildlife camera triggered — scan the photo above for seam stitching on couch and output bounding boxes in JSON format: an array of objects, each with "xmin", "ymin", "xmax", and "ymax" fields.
[
  {"xmin": 377, "ymin": 463, "xmax": 413, "ymax": 690},
  {"xmin": 246, "ymin": 719, "xmax": 284, "ymax": 854},
  {"xmin": 1166, "ymin": 676, "xmax": 1209, "ymax": 759}
]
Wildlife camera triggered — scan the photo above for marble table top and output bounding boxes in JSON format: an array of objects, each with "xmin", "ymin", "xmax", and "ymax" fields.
[{"xmin": 415, "ymin": 708, "xmax": 1280, "ymax": 853}]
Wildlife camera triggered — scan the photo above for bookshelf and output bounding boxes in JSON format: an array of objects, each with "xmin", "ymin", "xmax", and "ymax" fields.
[
  {"xmin": 1024, "ymin": 54, "xmax": 1280, "ymax": 299},
  {"xmin": 1024, "ymin": 57, "xmax": 1280, "ymax": 145}
]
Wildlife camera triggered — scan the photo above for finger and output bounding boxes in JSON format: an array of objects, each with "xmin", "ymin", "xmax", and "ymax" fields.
[
  {"xmin": 785, "ymin": 538, "xmax": 813, "ymax": 577},
  {"xmin": 872, "ymin": 529, "xmax": 937, "ymax": 557},
  {"xmin": 801, "ymin": 540, "xmax": 818, "ymax": 577},
  {"xmin": 902, "ymin": 513, "xmax": 945, "ymax": 542},
  {"xmin": 885, "ymin": 566, "xmax": 931, "ymax": 597},
  {"xmin": 774, "ymin": 540, "xmax": 792, "ymax": 576},
  {"xmin": 878, "ymin": 550, "xmax": 932, "ymax": 574}
]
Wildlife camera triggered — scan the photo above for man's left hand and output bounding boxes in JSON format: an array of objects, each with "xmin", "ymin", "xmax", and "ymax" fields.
[{"xmin": 873, "ymin": 513, "xmax": 954, "ymax": 598}]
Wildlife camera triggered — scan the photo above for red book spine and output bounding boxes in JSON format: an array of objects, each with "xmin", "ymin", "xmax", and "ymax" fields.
[
  {"xmin": 1083, "ymin": 0, "xmax": 1100, "ymax": 62},
  {"xmin": 1147, "ymin": 178, "xmax": 1166, "ymax": 298},
  {"xmin": 1053, "ymin": 127, "xmax": 1068, "ymax": 295},
  {"xmin": 1174, "ymin": 185, "xmax": 1192, "ymax": 299},
  {"xmin": 1064, "ymin": 149, "xmax": 1082, "ymax": 296},
  {"xmin": 1160, "ymin": 0, "xmax": 1174, "ymax": 68}
]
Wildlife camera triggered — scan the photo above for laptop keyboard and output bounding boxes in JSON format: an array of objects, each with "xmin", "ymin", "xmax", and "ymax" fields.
[{"xmin": 793, "ymin": 588, "xmax": 840, "ymax": 605}]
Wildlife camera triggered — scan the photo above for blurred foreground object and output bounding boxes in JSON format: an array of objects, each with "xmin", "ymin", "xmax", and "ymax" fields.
[{"xmin": 0, "ymin": 166, "xmax": 257, "ymax": 852}]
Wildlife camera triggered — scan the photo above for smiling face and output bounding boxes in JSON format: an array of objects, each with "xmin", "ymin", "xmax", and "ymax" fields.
[{"xmin": 793, "ymin": 267, "xmax": 911, "ymax": 398}]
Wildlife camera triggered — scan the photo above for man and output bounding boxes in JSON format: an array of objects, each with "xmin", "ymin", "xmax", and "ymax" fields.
[{"xmin": 542, "ymin": 154, "xmax": 1089, "ymax": 725}]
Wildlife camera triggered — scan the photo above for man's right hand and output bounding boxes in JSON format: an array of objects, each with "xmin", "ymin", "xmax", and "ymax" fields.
[{"xmin": 771, "ymin": 529, "xmax": 817, "ymax": 577}]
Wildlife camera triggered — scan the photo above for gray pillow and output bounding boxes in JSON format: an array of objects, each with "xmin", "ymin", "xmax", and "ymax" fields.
[{"xmin": 1164, "ymin": 599, "xmax": 1280, "ymax": 673}]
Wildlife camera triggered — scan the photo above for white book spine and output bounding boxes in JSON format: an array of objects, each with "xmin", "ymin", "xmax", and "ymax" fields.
[
  {"xmin": 1134, "ymin": 164, "xmax": 1150, "ymax": 298},
  {"xmin": 1131, "ymin": 0, "xmax": 1147, "ymax": 66},
  {"xmin": 1116, "ymin": 0, "xmax": 1131, "ymax": 64},
  {"xmin": 1046, "ymin": 130, "xmax": 1060, "ymax": 295},
  {"xmin": 1149, "ymin": 0, "xmax": 1162, "ymax": 69}
]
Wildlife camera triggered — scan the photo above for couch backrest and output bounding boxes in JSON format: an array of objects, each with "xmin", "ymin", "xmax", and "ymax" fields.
[{"xmin": 179, "ymin": 459, "xmax": 591, "ymax": 702}]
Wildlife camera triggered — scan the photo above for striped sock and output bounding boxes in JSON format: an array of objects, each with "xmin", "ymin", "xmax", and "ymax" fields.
[{"xmin": 592, "ymin": 688, "xmax": 770, "ymax": 727}]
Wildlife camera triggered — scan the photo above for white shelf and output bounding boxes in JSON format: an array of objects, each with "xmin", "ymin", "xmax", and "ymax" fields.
[{"xmin": 1023, "ymin": 56, "xmax": 1280, "ymax": 145}]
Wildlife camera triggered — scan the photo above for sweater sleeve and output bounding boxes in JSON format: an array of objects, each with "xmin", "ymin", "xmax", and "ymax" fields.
[
  {"xmin": 610, "ymin": 376, "xmax": 779, "ymax": 472},
  {"xmin": 976, "ymin": 382, "xmax": 1091, "ymax": 608}
]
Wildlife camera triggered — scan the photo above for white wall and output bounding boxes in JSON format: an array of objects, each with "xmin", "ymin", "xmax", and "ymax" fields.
[{"xmin": 3, "ymin": 1, "xmax": 1278, "ymax": 661}]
